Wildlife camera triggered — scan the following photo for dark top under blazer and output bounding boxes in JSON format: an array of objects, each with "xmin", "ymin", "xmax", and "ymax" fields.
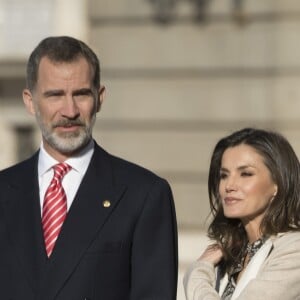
[{"xmin": 0, "ymin": 143, "xmax": 178, "ymax": 300}]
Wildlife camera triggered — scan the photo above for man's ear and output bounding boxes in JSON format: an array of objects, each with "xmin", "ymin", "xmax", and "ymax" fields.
[
  {"xmin": 96, "ymin": 85, "xmax": 106, "ymax": 112},
  {"xmin": 23, "ymin": 89, "xmax": 36, "ymax": 115}
]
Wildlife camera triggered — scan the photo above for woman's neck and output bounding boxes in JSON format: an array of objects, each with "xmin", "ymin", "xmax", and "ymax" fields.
[{"xmin": 243, "ymin": 219, "xmax": 263, "ymax": 243}]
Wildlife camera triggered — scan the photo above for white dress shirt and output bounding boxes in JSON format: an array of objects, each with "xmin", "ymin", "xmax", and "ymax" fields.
[{"xmin": 38, "ymin": 140, "xmax": 94, "ymax": 214}]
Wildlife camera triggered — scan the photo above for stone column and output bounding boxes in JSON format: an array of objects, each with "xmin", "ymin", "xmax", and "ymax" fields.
[{"xmin": 52, "ymin": 0, "xmax": 88, "ymax": 41}]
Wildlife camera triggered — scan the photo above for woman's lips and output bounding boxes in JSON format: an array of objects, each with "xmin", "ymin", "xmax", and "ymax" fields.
[{"xmin": 223, "ymin": 197, "xmax": 241, "ymax": 205}]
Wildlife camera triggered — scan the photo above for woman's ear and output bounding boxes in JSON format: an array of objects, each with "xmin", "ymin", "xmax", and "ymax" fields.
[
  {"xmin": 273, "ymin": 185, "xmax": 278, "ymax": 197},
  {"xmin": 270, "ymin": 185, "xmax": 278, "ymax": 203}
]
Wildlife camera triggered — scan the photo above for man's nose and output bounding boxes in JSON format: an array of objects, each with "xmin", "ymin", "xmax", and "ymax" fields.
[{"xmin": 61, "ymin": 96, "xmax": 80, "ymax": 119}]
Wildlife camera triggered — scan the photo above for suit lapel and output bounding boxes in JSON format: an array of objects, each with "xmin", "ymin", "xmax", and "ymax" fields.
[
  {"xmin": 39, "ymin": 145, "xmax": 127, "ymax": 299},
  {"xmin": 2, "ymin": 153, "xmax": 46, "ymax": 293}
]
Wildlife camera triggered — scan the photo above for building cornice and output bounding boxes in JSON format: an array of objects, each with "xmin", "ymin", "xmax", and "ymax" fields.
[{"xmin": 0, "ymin": 59, "xmax": 26, "ymax": 79}]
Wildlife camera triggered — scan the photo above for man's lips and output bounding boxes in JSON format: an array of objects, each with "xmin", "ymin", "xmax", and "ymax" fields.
[
  {"xmin": 55, "ymin": 125, "xmax": 82, "ymax": 131},
  {"xmin": 60, "ymin": 124, "xmax": 79, "ymax": 128},
  {"xmin": 53, "ymin": 122, "xmax": 84, "ymax": 133}
]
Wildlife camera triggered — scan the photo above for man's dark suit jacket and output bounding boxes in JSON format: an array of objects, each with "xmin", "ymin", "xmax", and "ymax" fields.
[{"xmin": 0, "ymin": 143, "xmax": 178, "ymax": 300}]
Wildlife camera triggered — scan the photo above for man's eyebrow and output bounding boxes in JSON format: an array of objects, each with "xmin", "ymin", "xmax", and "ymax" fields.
[
  {"xmin": 42, "ymin": 88, "xmax": 94, "ymax": 97},
  {"xmin": 72, "ymin": 88, "xmax": 93, "ymax": 96},
  {"xmin": 43, "ymin": 89, "xmax": 64, "ymax": 97}
]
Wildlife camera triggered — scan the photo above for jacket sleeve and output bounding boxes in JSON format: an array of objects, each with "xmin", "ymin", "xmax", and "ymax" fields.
[
  {"xmin": 130, "ymin": 178, "xmax": 178, "ymax": 300},
  {"xmin": 183, "ymin": 260, "xmax": 221, "ymax": 300}
]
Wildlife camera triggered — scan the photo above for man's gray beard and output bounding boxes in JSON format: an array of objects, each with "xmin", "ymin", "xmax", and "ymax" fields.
[
  {"xmin": 43, "ymin": 129, "xmax": 92, "ymax": 154},
  {"xmin": 37, "ymin": 115, "xmax": 96, "ymax": 155}
]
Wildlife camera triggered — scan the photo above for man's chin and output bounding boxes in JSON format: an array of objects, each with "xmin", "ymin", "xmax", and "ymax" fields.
[
  {"xmin": 47, "ymin": 135, "xmax": 90, "ymax": 154},
  {"xmin": 56, "ymin": 131, "xmax": 82, "ymax": 139}
]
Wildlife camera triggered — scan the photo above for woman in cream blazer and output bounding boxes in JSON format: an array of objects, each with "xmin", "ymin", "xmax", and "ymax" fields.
[
  {"xmin": 184, "ymin": 128, "xmax": 300, "ymax": 300},
  {"xmin": 184, "ymin": 232, "xmax": 300, "ymax": 299}
]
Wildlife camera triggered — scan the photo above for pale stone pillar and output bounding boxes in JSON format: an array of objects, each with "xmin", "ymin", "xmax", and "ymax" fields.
[{"xmin": 52, "ymin": 0, "xmax": 88, "ymax": 41}]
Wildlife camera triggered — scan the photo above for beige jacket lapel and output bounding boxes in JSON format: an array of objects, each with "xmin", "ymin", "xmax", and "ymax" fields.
[
  {"xmin": 231, "ymin": 239, "xmax": 273, "ymax": 299},
  {"xmin": 218, "ymin": 239, "xmax": 274, "ymax": 298}
]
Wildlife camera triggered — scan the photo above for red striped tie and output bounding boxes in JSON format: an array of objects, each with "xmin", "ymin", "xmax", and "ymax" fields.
[{"xmin": 42, "ymin": 163, "xmax": 71, "ymax": 257}]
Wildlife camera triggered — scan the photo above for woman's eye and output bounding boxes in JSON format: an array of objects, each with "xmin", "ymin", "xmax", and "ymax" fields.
[
  {"xmin": 220, "ymin": 173, "xmax": 227, "ymax": 179},
  {"xmin": 241, "ymin": 172, "xmax": 253, "ymax": 177}
]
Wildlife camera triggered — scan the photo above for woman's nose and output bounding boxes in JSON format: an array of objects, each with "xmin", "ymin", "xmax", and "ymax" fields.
[{"xmin": 225, "ymin": 177, "xmax": 237, "ymax": 192}]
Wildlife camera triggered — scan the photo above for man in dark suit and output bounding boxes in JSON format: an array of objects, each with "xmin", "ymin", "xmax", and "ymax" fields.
[{"xmin": 0, "ymin": 36, "xmax": 178, "ymax": 299}]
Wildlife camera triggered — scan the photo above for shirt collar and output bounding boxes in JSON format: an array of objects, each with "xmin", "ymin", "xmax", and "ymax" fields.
[{"xmin": 38, "ymin": 140, "xmax": 95, "ymax": 177}]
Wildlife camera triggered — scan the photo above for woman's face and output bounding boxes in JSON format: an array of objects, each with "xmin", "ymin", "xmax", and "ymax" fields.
[{"xmin": 219, "ymin": 144, "xmax": 277, "ymax": 227}]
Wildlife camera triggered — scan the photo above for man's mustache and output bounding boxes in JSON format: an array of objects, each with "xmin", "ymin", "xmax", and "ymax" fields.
[{"xmin": 53, "ymin": 119, "xmax": 85, "ymax": 127}]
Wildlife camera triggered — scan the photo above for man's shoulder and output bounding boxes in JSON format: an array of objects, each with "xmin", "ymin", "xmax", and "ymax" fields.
[
  {"xmin": 95, "ymin": 144, "xmax": 167, "ymax": 186},
  {"xmin": 111, "ymin": 153, "xmax": 165, "ymax": 184},
  {"xmin": 0, "ymin": 153, "xmax": 38, "ymax": 180}
]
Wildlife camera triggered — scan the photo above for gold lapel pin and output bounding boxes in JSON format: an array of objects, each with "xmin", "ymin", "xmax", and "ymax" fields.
[{"xmin": 102, "ymin": 200, "xmax": 111, "ymax": 208}]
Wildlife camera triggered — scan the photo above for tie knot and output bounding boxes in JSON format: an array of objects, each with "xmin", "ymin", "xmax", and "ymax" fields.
[{"xmin": 53, "ymin": 163, "xmax": 71, "ymax": 181}]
